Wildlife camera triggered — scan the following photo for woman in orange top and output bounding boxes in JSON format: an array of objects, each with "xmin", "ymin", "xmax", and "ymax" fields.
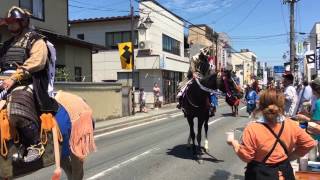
[{"xmin": 227, "ymin": 89, "xmax": 316, "ymax": 180}]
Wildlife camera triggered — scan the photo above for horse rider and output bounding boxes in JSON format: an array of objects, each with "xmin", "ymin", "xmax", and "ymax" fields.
[
  {"xmin": 0, "ymin": 6, "xmax": 58, "ymax": 162},
  {"xmin": 176, "ymin": 48, "xmax": 215, "ymax": 112}
]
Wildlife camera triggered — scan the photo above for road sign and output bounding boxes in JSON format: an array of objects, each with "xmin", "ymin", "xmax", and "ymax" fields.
[
  {"xmin": 273, "ymin": 66, "xmax": 285, "ymax": 74},
  {"xmin": 118, "ymin": 42, "xmax": 133, "ymax": 70}
]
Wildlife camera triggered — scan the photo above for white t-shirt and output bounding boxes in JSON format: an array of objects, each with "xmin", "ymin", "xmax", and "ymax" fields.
[{"xmin": 284, "ymin": 85, "xmax": 298, "ymax": 117}]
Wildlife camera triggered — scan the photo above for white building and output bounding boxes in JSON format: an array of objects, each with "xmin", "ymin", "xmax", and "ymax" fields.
[
  {"xmin": 69, "ymin": 0, "xmax": 189, "ymax": 104},
  {"xmin": 230, "ymin": 49, "xmax": 257, "ymax": 86},
  {"xmin": 304, "ymin": 22, "xmax": 320, "ymax": 81}
]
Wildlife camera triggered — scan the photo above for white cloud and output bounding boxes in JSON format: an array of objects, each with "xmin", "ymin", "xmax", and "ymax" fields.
[{"xmin": 163, "ymin": 0, "xmax": 235, "ymax": 13}]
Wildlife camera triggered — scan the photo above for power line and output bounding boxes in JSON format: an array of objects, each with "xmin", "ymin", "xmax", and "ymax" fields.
[
  {"xmin": 208, "ymin": 0, "xmax": 249, "ymax": 25},
  {"xmin": 226, "ymin": 0, "xmax": 263, "ymax": 32}
]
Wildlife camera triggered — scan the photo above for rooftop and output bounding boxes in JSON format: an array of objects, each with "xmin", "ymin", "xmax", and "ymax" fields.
[{"xmin": 70, "ymin": 15, "xmax": 140, "ymax": 24}]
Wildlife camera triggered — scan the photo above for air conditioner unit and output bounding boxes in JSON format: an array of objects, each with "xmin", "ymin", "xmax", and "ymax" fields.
[{"xmin": 138, "ymin": 40, "xmax": 152, "ymax": 49}]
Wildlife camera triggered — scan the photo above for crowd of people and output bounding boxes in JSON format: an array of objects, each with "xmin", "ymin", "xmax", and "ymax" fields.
[{"xmin": 227, "ymin": 73, "xmax": 320, "ymax": 179}]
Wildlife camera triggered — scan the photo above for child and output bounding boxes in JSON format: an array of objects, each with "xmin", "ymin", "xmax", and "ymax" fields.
[
  {"xmin": 245, "ymin": 85, "xmax": 258, "ymax": 116},
  {"xmin": 139, "ymin": 88, "xmax": 147, "ymax": 113}
]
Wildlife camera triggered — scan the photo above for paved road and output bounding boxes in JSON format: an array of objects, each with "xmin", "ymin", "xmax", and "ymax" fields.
[{"xmin": 18, "ymin": 104, "xmax": 250, "ymax": 180}]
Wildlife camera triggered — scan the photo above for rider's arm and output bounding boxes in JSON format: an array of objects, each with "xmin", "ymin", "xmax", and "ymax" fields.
[{"xmin": 10, "ymin": 39, "xmax": 47, "ymax": 81}]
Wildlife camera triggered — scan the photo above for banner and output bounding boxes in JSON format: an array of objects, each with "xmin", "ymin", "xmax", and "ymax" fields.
[
  {"xmin": 316, "ymin": 47, "xmax": 320, "ymax": 70},
  {"xmin": 118, "ymin": 42, "xmax": 133, "ymax": 70}
]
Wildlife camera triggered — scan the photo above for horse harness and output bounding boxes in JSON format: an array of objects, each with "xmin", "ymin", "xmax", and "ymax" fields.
[{"xmin": 245, "ymin": 121, "xmax": 295, "ymax": 180}]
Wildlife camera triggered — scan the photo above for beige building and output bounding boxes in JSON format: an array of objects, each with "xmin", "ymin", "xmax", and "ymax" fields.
[
  {"xmin": 188, "ymin": 24, "xmax": 232, "ymax": 71},
  {"xmin": 231, "ymin": 49, "xmax": 257, "ymax": 86},
  {"xmin": 0, "ymin": 0, "xmax": 105, "ymax": 82}
]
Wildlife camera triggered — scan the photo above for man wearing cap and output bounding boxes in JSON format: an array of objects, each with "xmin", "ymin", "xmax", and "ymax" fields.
[
  {"xmin": 282, "ymin": 73, "xmax": 298, "ymax": 117},
  {"xmin": 0, "ymin": 6, "xmax": 58, "ymax": 162}
]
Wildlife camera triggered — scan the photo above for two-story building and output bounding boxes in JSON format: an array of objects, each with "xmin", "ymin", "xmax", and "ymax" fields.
[
  {"xmin": 188, "ymin": 24, "xmax": 232, "ymax": 71},
  {"xmin": 231, "ymin": 49, "xmax": 257, "ymax": 86},
  {"xmin": 69, "ymin": 0, "xmax": 189, "ymax": 104},
  {"xmin": 0, "ymin": 0, "xmax": 105, "ymax": 82}
]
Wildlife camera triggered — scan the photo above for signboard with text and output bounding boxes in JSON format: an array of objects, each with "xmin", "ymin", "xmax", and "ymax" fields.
[
  {"xmin": 316, "ymin": 47, "xmax": 320, "ymax": 70},
  {"xmin": 273, "ymin": 66, "xmax": 285, "ymax": 74}
]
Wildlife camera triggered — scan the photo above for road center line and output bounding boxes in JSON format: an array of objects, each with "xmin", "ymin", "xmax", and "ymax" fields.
[
  {"xmin": 171, "ymin": 113, "xmax": 183, "ymax": 118},
  {"xmin": 94, "ymin": 117, "xmax": 168, "ymax": 139},
  {"xmin": 86, "ymin": 148, "xmax": 159, "ymax": 180},
  {"xmin": 208, "ymin": 117, "xmax": 224, "ymax": 125}
]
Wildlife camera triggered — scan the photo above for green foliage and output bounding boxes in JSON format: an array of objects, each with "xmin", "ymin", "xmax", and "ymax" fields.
[{"xmin": 55, "ymin": 67, "xmax": 70, "ymax": 82}]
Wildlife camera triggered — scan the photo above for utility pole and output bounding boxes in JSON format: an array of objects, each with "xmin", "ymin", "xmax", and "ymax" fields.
[
  {"xmin": 130, "ymin": 0, "xmax": 136, "ymax": 115},
  {"xmin": 283, "ymin": 0, "xmax": 300, "ymax": 73},
  {"xmin": 214, "ymin": 32, "xmax": 219, "ymax": 72}
]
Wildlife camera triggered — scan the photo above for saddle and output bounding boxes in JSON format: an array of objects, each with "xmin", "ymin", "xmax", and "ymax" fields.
[{"xmin": 0, "ymin": 105, "xmax": 71, "ymax": 178}]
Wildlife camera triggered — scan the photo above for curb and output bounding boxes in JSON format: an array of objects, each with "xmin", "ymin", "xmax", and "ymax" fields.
[
  {"xmin": 94, "ymin": 107, "xmax": 180, "ymax": 135},
  {"xmin": 94, "ymin": 98, "xmax": 226, "ymax": 136}
]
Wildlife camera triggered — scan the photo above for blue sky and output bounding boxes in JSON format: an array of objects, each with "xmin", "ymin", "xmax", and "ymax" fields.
[{"xmin": 69, "ymin": 0, "xmax": 320, "ymax": 66}]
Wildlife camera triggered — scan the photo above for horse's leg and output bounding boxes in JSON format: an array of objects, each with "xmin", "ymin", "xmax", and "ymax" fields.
[
  {"xmin": 204, "ymin": 117, "xmax": 209, "ymax": 152},
  {"xmin": 187, "ymin": 116, "xmax": 196, "ymax": 155},
  {"xmin": 197, "ymin": 117, "xmax": 205, "ymax": 163},
  {"xmin": 61, "ymin": 153, "xmax": 84, "ymax": 180},
  {"xmin": 61, "ymin": 156, "xmax": 72, "ymax": 180}
]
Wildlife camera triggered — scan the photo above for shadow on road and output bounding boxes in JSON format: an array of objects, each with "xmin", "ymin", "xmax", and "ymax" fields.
[
  {"xmin": 167, "ymin": 144, "xmax": 224, "ymax": 163},
  {"xmin": 210, "ymin": 169, "xmax": 244, "ymax": 180},
  {"xmin": 221, "ymin": 113, "xmax": 235, "ymax": 117}
]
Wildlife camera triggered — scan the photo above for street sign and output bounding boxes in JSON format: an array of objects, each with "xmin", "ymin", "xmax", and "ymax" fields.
[
  {"xmin": 316, "ymin": 47, "xmax": 320, "ymax": 71},
  {"xmin": 273, "ymin": 66, "xmax": 285, "ymax": 74},
  {"xmin": 118, "ymin": 42, "xmax": 133, "ymax": 70}
]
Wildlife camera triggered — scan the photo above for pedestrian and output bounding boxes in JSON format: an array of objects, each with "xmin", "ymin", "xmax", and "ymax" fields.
[
  {"xmin": 227, "ymin": 89, "xmax": 316, "ymax": 180},
  {"xmin": 282, "ymin": 73, "xmax": 298, "ymax": 117},
  {"xmin": 296, "ymin": 77, "xmax": 320, "ymax": 157},
  {"xmin": 153, "ymin": 83, "xmax": 161, "ymax": 109},
  {"xmin": 245, "ymin": 85, "xmax": 258, "ymax": 116},
  {"xmin": 139, "ymin": 88, "xmax": 147, "ymax": 113},
  {"xmin": 0, "ymin": 6, "xmax": 59, "ymax": 162}
]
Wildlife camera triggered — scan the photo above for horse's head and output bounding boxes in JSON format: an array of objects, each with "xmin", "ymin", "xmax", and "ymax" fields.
[{"xmin": 218, "ymin": 70, "xmax": 239, "ymax": 94}]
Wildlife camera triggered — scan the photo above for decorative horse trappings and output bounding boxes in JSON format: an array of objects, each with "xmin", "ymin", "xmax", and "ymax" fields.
[
  {"xmin": 222, "ymin": 70, "xmax": 244, "ymax": 116},
  {"xmin": 0, "ymin": 90, "xmax": 96, "ymax": 180},
  {"xmin": 177, "ymin": 48, "xmax": 225, "ymax": 163}
]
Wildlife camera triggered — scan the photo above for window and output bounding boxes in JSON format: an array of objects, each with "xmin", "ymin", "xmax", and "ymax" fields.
[
  {"xmin": 105, "ymin": 31, "xmax": 138, "ymax": 49},
  {"xmin": 75, "ymin": 67, "xmax": 82, "ymax": 82},
  {"xmin": 20, "ymin": 0, "xmax": 44, "ymax": 20},
  {"xmin": 162, "ymin": 34, "xmax": 181, "ymax": 56},
  {"xmin": 77, "ymin": 34, "xmax": 84, "ymax": 40}
]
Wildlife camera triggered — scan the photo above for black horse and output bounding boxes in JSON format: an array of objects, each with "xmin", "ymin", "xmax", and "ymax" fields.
[{"xmin": 182, "ymin": 73, "xmax": 224, "ymax": 163}]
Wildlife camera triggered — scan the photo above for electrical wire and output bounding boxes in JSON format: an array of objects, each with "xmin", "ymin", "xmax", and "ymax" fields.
[{"xmin": 226, "ymin": 0, "xmax": 264, "ymax": 32}]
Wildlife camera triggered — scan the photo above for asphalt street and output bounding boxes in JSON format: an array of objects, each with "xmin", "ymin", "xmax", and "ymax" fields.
[{"xmin": 18, "ymin": 103, "xmax": 250, "ymax": 180}]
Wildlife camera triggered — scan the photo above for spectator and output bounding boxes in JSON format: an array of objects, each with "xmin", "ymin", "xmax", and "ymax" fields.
[
  {"xmin": 282, "ymin": 73, "xmax": 298, "ymax": 117},
  {"xmin": 139, "ymin": 88, "xmax": 147, "ymax": 113},
  {"xmin": 295, "ymin": 80, "xmax": 313, "ymax": 114},
  {"xmin": 227, "ymin": 89, "xmax": 316, "ymax": 180},
  {"xmin": 297, "ymin": 77, "xmax": 320, "ymax": 155},
  {"xmin": 153, "ymin": 83, "xmax": 161, "ymax": 108},
  {"xmin": 245, "ymin": 85, "xmax": 259, "ymax": 116},
  {"xmin": 311, "ymin": 74, "xmax": 318, "ymax": 112}
]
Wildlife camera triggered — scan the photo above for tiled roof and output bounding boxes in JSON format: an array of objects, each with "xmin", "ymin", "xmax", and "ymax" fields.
[{"xmin": 70, "ymin": 15, "xmax": 140, "ymax": 24}]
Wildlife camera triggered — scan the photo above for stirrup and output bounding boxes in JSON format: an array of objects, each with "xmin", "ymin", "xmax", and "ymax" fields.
[{"xmin": 24, "ymin": 143, "xmax": 45, "ymax": 163}]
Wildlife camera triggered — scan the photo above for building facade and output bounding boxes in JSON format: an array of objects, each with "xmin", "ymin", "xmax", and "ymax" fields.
[
  {"xmin": 188, "ymin": 25, "xmax": 232, "ymax": 71},
  {"xmin": 231, "ymin": 49, "xmax": 257, "ymax": 86},
  {"xmin": 304, "ymin": 22, "xmax": 320, "ymax": 81},
  {"xmin": 0, "ymin": 0, "xmax": 104, "ymax": 82},
  {"xmin": 70, "ymin": 0, "xmax": 189, "ymax": 104}
]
